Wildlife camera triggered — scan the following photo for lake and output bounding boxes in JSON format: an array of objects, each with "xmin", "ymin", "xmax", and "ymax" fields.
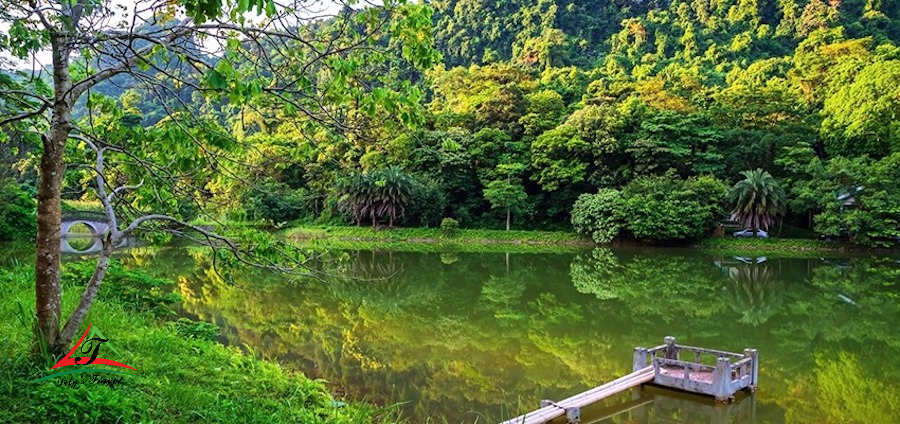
[{"xmin": 12, "ymin": 243, "xmax": 900, "ymax": 423}]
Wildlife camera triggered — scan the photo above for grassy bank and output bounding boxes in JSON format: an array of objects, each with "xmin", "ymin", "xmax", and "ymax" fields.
[
  {"xmin": 283, "ymin": 225, "xmax": 591, "ymax": 253},
  {"xmin": 695, "ymin": 236, "xmax": 900, "ymax": 256},
  {"xmin": 697, "ymin": 236, "xmax": 836, "ymax": 251},
  {"xmin": 281, "ymin": 224, "xmax": 896, "ymax": 255},
  {"xmin": 0, "ymin": 261, "xmax": 398, "ymax": 424}
]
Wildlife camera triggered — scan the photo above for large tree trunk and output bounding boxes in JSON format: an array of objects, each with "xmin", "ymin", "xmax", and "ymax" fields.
[{"xmin": 35, "ymin": 37, "xmax": 73, "ymax": 354}]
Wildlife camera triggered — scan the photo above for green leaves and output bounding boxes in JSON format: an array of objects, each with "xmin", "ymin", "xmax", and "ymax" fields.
[
  {"xmin": 483, "ymin": 178, "xmax": 527, "ymax": 211},
  {"xmin": 3, "ymin": 19, "xmax": 47, "ymax": 59},
  {"xmin": 571, "ymin": 190, "xmax": 623, "ymax": 244},
  {"xmin": 821, "ymin": 60, "xmax": 900, "ymax": 158},
  {"xmin": 530, "ymin": 125, "xmax": 589, "ymax": 191},
  {"xmin": 571, "ymin": 174, "xmax": 728, "ymax": 243},
  {"xmin": 728, "ymin": 169, "xmax": 787, "ymax": 232},
  {"xmin": 181, "ymin": 0, "xmax": 224, "ymax": 22},
  {"xmin": 800, "ymin": 153, "xmax": 900, "ymax": 246}
]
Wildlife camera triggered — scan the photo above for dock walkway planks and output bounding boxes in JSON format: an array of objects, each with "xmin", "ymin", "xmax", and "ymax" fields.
[{"xmin": 499, "ymin": 366, "xmax": 654, "ymax": 424}]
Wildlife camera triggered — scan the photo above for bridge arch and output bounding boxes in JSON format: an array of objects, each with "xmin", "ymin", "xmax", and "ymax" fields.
[
  {"xmin": 60, "ymin": 218, "xmax": 111, "ymax": 239},
  {"xmin": 60, "ymin": 235, "xmax": 103, "ymax": 255},
  {"xmin": 61, "ymin": 220, "xmax": 98, "ymax": 238}
]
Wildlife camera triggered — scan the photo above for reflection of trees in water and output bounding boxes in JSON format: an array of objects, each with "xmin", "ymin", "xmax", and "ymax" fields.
[
  {"xmin": 570, "ymin": 248, "xmax": 621, "ymax": 300},
  {"xmin": 158, "ymin": 247, "xmax": 900, "ymax": 423},
  {"xmin": 784, "ymin": 353, "xmax": 900, "ymax": 424},
  {"xmin": 171, "ymin": 249, "xmax": 627, "ymax": 422},
  {"xmin": 331, "ymin": 250, "xmax": 445, "ymax": 317},
  {"xmin": 570, "ymin": 248, "xmax": 728, "ymax": 320},
  {"xmin": 726, "ymin": 264, "xmax": 783, "ymax": 326},
  {"xmin": 345, "ymin": 249, "xmax": 404, "ymax": 281},
  {"xmin": 479, "ymin": 274, "xmax": 527, "ymax": 323}
]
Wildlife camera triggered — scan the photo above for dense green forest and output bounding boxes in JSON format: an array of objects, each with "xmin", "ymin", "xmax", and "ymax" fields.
[{"xmin": 3, "ymin": 0, "xmax": 900, "ymax": 246}]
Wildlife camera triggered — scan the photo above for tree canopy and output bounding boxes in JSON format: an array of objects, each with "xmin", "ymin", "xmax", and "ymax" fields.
[{"xmin": 3, "ymin": 0, "xmax": 900, "ymax": 355}]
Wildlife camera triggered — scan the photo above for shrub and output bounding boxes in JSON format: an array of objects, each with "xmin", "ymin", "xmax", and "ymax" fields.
[
  {"xmin": 620, "ymin": 174, "xmax": 727, "ymax": 242},
  {"xmin": 440, "ymin": 217, "xmax": 459, "ymax": 237},
  {"xmin": 406, "ymin": 178, "xmax": 447, "ymax": 227},
  {"xmin": 242, "ymin": 181, "xmax": 309, "ymax": 224},
  {"xmin": 571, "ymin": 189, "xmax": 623, "ymax": 243},
  {"xmin": 0, "ymin": 180, "xmax": 36, "ymax": 241}
]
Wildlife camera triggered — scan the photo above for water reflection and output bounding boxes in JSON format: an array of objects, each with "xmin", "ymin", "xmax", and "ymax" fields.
[
  {"xmin": 585, "ymin": 387, "xmax": 757, "ymax": 424},
  {"xmin": 128, "ymin": 247, "xmax": 900, "ymax": 423},
  {"xmin": 725, "ymin": 262, "xmax": 783, "ymax": 326},
  {"xmin": 60, "ymin": 234, "xmax": 137, "ymax": 255}
]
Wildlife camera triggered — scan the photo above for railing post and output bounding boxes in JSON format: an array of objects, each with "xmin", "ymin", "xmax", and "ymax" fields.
[
  {"xmin": 664, "ymin": 336, "xmax": 678, "ymax": 360},
  {"xmin": 633, "ymin": 347, "xmax": 648, "ymax": 372},
  {"xmin": 713, "ymin": 357, "xmax": 732, "ymax": 402},
  {"xmin": 744, "ymin": 348, "xmax": 759, "ymax": 390},
  {"xmin": 566, "ymin": 406, "xmax": 581, "ymax": 424}
]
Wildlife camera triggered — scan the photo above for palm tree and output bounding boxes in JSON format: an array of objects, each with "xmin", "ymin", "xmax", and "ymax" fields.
[
  {"xmin": 371, "ymin": 166, "xmax": 413, "ymax": 228},
  {"xmin": 729, "ymin": 169, "xmax": 786, "ymax": 233},
  {"xmin": 338, "ymin": 173, "xmax": 374, "ymax": 227}
]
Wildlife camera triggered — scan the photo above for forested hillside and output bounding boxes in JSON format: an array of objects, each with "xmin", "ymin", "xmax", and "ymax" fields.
[{"xmin": 3, "ymin": 0, "xmax": 899, "ymax": 245}]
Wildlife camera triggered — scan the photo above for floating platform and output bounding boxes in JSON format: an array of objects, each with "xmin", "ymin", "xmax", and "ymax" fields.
[
  {"xmin": 635, "ymin": 336, "xmax": 758, "ymax": 402},
  {"xmin": 500, "ymin": 337, "xmax": 758, "ymax": 424}
]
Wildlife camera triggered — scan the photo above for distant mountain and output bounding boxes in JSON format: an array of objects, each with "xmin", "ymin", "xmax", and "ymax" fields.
[{"xmin": 430, "ymin": 0, "xmax": 900, "ymax": 68}]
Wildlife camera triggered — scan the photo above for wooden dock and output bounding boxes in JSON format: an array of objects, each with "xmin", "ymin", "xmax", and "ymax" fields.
[
  {"xmin": 499, "ymin": 337, "xmax": 758, "ymax": 424},
  {"xmin": 499, "ymin": 366, "xmax": 654, "ymax": 424}
]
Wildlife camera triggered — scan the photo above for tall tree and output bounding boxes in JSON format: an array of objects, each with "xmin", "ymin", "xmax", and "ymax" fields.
[
  {"xmin": 483, "ymin": 163, "xmax": 528, "ymax": 230},
  {"xmin": 729, "ymin": 169, "xmax": 787, "ymax": 233},
  {"xmin": 0, "ymin": 0, "xmax": 436, "ymax": 353}
]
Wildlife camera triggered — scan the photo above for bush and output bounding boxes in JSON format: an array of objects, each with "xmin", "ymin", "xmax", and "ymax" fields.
[
  {"xmin": 0, "ymin": 180, "xmax": 36, "ymax": 241},
  {"xmin": 620, "ymin": 174, "xmax": 727, "ymax": 242},
  {"xmin": 440, "ymin": 217, "xmax": 459, "ymax": 237},
  {"xmin": 571, "ymin": 189, "xmax": 623, "ymax": 243},
  {"xmin": 570, "ymin": 175, "xmax": 727, "ymax": 244},
  {"xmin": 242, "ymin": 181, "xmax": 310, "ymax": 224},
  {"xmin": 406, "ymin": 178, "xmax": 447, "ymax": 227}
]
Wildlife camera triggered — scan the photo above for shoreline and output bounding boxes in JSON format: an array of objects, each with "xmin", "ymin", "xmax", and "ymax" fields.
[
  {"xmin": 283, "ymin": 225, "xmax": 898, "ymax": 254},
  {"xmin": 283, "ymin": 225, "xmax": 594, "ymax": 253}
]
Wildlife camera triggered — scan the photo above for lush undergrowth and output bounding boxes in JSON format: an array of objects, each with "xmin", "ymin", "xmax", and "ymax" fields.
[{"xmin": 0, "ymin": 261, "xmax": 400, "ymax": 424}]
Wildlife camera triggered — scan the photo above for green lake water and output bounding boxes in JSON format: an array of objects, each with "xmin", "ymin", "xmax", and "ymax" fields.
[{"xmin": 15, "ymin": 243, "xmax": 900, "ymax": 423}]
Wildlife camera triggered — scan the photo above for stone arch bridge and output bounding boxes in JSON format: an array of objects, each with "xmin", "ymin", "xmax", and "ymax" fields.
[
  {"xmin": 59, "ymin": 212, "xmax": 130, "ymax": 255},
  {"xmin": 61, "ymin": 212, "xmax": 112, "ymax": 238}
]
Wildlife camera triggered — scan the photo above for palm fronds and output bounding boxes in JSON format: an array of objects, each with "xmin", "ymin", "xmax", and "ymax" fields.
[{"xmin": 729, "ymin": 169, "xmax": 786, "ymax": 231}]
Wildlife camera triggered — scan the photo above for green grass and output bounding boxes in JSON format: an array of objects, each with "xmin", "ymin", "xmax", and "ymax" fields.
[
  {"xmin": 61, "ymin": 200, "xmax": 104, "ymax": 214},
  {"xmin": 283, "ymin": 225, "xmax": 591, "ymax": 253},
  {"xmin": 0, "ymin": 262, "xmax": 402, "ymax": 424},
  {"xmin": 697, "ymin": 236, "xmax": 853, "ymax": 252}
]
